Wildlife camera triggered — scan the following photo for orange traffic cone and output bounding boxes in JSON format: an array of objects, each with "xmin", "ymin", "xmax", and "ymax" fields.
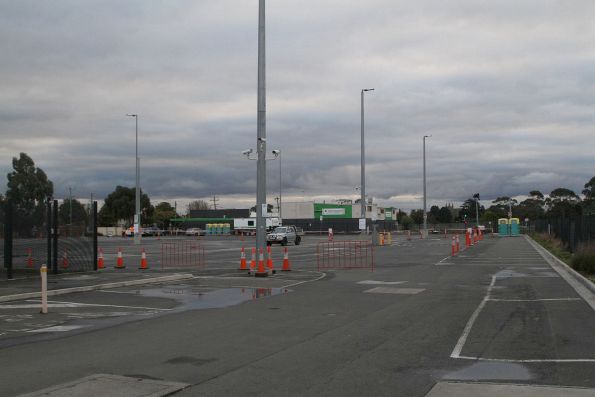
[
  {"xmin": 27, "ymin": 248, "xmax": 34, "ymax": 268},
  {"xmin": 115, "ymin": 247, "xmax": 125, "ymax": 269},
  {"xmin": 407, "ymin": 230, "xmax": 411, "ymax": 241},
  {"xmin": 139, "ymin": 248, "xmax": 148, "ymax": 270},
  {"xmin": 61, "ymin": 249, "xmax": 69, "ymax": 269},
  {"xmin": 249, "ymin": 247, "xmax": 256, "ymax": 272},
  {"xmin": 282, "ymin": 247, "xmax": 291, "ymax": 271},
  {"xmin": 239, "ymin": 247, "xmax": 247, "ymax": 271},
  {"xmin": 266, "ymin": 245, "xmax": 274, "ymax": 274},
  {"xmin": 98, "ymin": 248, "xmax": 105, "ymax": 269},
  {"xmin": 456, "ymin": 235, "xmax": 460, "ymax": 253},
  {"xmin": 255, "ymin": 248, "xmax": 268, "ymax": 277},
  {"xmin": 451, "ymin": 236, "xmax": 456, "ymax": 257}
]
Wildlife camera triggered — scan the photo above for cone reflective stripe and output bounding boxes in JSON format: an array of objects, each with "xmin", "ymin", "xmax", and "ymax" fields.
[
  {"xmin": 255, "ymin": 248, "xmax": 268, "ymax": 277},
  {"xmin": 98, "ymin": 248, "xmax": 105, "ymax": 269},
  {"xmin": 116, "ymin": 247, "xmax": 125, "ymax": 269},
  {"xmin": 139, "ymin": 248, "xmax": 148, "ymax": 270},
  {"xmin": 407, "ymin": 230, "xmax": 411, "ymax": 241},
  {"xmin": 27, "ymin": 248, "xmax": 34, "ymax": 268},
  {"xmin": 451, "ymin": 236, "xmax": 456, "ymax": 257},
  {"xmin": 250, "ymin": 247, "xmax": 256, "ymax": 271},
  {"xmin": 61, "ymin": 249, "xmax": 69, "ymax": 269},
  {"xmin": 282, "ymin": 247, "xmax": 291, "ymax": 271},
  {"xmin": 267, "ymin": 245, "xmax": 273, "ymax": 270},
  {"xmin": 239, "ymin": 247, "xmax": 247, "ymax": 270},
  {"xmin": 456, "ymin": 235, "xmax": 460, "ymax": 253}
]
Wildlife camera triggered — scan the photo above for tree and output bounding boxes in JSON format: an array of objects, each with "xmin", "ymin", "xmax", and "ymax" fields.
[
  {"xmin": 410, "ymin": 209, "xmax": 424, "ymax": 225},
  {"xmin": 436, "ymin": 206, "xmax": 452, "ymax": 223},
  {"xmin": 5, "ymin": 153, "xmax": 53, "ymax": 237},
  {"xmin": 517, "ymin": 190, "xmax": 545, "ymax": 221},
  {"xmin": 154, "ymin": 202, "xmax": 178, "ymax": 228},
  {"xmin": 547, "ymin": 188, "xmax": 581, "ymax": 217},
  {"xmin": 400, "ymin": 214, "xmax": 413, "ymax": 230},
  {"xmin": 582, "ymin": 177, "xmax": 595, "ymax": 215},
  {"xmin": 58, "ymin": 198, "xmax": 88, "ymax": 226},
  {"xmin": 100, "ymin": 186, "xmax": 153, "ymax": 226},
  {"xmin": 187, "ymin": 200, "xmax": 210, "ymax": 214},
  {"xmin": 487, "ymin": 196, "xmax": 517, "ymax": 219}
]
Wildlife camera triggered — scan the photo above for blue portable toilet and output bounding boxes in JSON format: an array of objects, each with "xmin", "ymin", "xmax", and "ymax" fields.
[
  {"xmin": 498, "ymin": 218, "xmax": 509, "ymax": 237},
  {"xmin": 510, "ymin": 218, "xmax": 520, "ymax": 236}
]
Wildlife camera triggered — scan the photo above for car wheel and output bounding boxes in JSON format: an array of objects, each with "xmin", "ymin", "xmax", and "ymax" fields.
[{"xmin": 295, "ymin": 236, "xmax": 301, "ymax": 245}]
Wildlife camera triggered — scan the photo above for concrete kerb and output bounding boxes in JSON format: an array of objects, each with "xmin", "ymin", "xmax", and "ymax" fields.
[
  {"xmin": 0, "ymin": 273, "xmax": 194, "ymax": 303},
  {"xmin": 526, "ymin": 235, "xmax": 595, "ymax": 311}
]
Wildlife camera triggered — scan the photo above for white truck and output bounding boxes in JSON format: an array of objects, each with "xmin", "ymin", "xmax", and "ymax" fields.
[{"xmin": 233, "ymin": 217, "xmax": 280, "ymax": 234}]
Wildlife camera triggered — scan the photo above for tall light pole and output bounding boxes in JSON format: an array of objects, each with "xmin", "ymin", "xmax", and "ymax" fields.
[
  {"xmin": 272, "ymin": 149, "xmax": 281, "ymax": 221},
  {"xmin": 361, "ymin": 88, "xmax": 374, "ymax": 226},
  {"xmin": 126, "ymin": 113, "xmax": 141, "ymax": 245},
  {"xmin": 256, "ymin": 0, "xmax": 267, "ymax": 267},
  {"xmin": 423, "ymin": 135, "xmax": 431, "ymax": 237}
]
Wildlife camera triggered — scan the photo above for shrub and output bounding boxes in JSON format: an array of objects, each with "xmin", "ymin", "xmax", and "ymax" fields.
[{"xmin": 571, "ymin": 243, "xmax": 595, "ymax": 275}]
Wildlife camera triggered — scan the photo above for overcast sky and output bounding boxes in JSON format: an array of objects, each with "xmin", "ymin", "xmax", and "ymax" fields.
[{"xmin": 1, "ymin": 0, "xmax": 594, "ymax": 211}]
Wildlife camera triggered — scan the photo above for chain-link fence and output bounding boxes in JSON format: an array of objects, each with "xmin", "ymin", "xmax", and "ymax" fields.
[
  {"xmin": 2, "ymin": 200, "xmax": 97, "ymax": 278},
  {"xmin": 535, "ymin": 215, "xmax": 595, "ymax": 252}
]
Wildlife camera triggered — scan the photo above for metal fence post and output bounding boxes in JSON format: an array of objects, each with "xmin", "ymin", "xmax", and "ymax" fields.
[
  {"xmin": 46, "ymin": 198, "xmax": 52, "ymax": 273},
  {"xmin": 93, "ymin": 201, "xmax": 98, "ymax": 271},
  {"xmin": 52, "ymin": 199, "xmax": 58, "ymax": 274},
  {"xmin": 4, "ymin": 200, "xmax": 13, "ymax": 279}
]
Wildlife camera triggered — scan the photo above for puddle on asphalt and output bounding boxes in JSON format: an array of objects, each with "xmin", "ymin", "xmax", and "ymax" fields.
[
  {"xmin": 136, "ymin": 285, "xmax": 291, "ymax": 310},
  {"xmin": 444, "ymin": 362, "xmax": 532, "ymax": 381}
]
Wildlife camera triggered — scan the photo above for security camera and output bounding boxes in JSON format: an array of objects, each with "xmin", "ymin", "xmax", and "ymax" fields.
[
  {"xmin": 242, "ymin": 149, "xmax": 253, "ymax": 156},
  {"xmin": 272, "ymin": 150, "xmax": 280, "ymax": 155}
]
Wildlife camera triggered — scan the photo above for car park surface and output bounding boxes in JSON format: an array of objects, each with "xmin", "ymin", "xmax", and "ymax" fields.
[{"xmin": 1, "ymin": 234, "xmax": 594, "ymax": 396}]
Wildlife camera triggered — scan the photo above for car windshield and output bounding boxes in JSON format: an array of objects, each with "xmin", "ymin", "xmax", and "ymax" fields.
[{"xmin": 274, "ymin": 227, "xmax": 287, "ymax": 233}]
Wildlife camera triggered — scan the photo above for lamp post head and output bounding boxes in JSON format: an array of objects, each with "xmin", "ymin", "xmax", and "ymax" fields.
[
  {"xmin": 362, "ymin": 88, "xmax": 375, "ymax": 92},
  {"xmin": 126, "ymin": 114, "xmax": 137, "ymax": 118}
]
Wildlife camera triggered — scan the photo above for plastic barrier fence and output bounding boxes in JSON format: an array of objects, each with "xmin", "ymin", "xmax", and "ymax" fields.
[
  {"xmin": 161, "ymin": 240, "xmax": 206, "ymax": 270},
  {"xmin": 316, "ymin": 240, "xmax": 374, "ymax": 271}
]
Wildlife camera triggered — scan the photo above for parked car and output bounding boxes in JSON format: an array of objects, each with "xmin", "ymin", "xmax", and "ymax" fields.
[
  {"xmin": 142, "ymin": 226, "xmax": 162, "ymax": 236},
  {"xmin": 185, "ymin": 228, "xmax": 205, "ymax": 236},
  {"xmin": 266, "ymin": 226, "xmax": 301, "ymax": 246}
]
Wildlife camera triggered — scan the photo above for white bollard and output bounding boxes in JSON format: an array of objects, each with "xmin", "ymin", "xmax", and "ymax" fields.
[{"xmin": 40, "ymin": 264, "xmax": 48, "ymax": 314}]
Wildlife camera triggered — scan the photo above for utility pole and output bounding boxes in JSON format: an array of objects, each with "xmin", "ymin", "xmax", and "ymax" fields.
[
  {"xmin": 211, "ymin": 195, "xmax": 219, "ymax": 210},
  {"xmin": 69, "ymin": 187, "xmax": 73, "ymax": 226},
  {"xmin": 423, "ymin": 135, "xmax": 431, "ymax": 238}
]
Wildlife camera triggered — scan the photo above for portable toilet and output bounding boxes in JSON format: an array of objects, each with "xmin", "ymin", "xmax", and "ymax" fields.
[
  {"xmin": 498, "ymin": 218, "xmax": 509, "ymax": 237},
  {"xmin": 223, "ymin": 223, "xmax": 231, "ymax": 234},
  {"xmin": 510, "ymin": 218, "xmax": 520, "ymax": 236},
  {"xmin": 206, "ymin": 224, "xmax": 213, "ymax": 235},
  {"xmin": 217, "ymin": 223, "xmax": 224, "ymax": 235}
]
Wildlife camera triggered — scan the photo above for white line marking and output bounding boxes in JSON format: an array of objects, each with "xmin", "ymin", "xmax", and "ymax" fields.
[
  {"xmin": 357, "ymin": 280, "xmax": 407, "ymax": 285},
  {"xmin": 487, "ymin": 298, "xmax": 581, "ymax": 302},
  {"xmin": 24, "ymin": 300, "xmax": 172, "ymax": 311},
  {"xmin": 456, "ymin": 355, "xmax": 595, "ymax": 363},
  {"xmin": 28, "ymin": 325, "xmax": 86, "ymax": 333},
  {"xmin": 364, "ymin": 287, "xmax": 425, "ymax": 295},
  {"xmin": 450, "ymin": 275, "xmax": 497, "ymax": 359}
]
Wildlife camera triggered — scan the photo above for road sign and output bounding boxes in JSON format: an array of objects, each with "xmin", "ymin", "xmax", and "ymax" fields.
[{"xmin": 359, "ymin": 218, "xmax": 366, "ymax": 230}]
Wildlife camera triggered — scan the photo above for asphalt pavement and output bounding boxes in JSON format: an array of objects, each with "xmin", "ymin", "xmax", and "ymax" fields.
[{"xmin": 0, "ymin": 233, "xmax": 594, "ymax": 396}]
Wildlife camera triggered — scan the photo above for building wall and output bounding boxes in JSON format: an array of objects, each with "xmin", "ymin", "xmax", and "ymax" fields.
[
  {"xmin": 280, "ymin": 202, "xmax": 314, "ymax": 219},
  {"xmin": 352, "ymin": 203, "xmax": 379, "ymax": 219},
  {"xmin": 314, "ymin": 203, "xmax": 353, "ymax": 219}
]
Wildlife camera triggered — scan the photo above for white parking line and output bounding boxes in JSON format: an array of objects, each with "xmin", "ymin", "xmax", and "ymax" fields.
[
  {"xmin": 451, "ymin": 275, "xmax": 496, "ymax": 359},
  {"xmin": 487, "ymin": 298, "xmax": 581, "ymax": 302}
]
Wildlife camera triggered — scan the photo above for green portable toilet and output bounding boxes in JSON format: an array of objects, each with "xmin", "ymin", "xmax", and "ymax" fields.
[
  {"xmin": 510, "ymin": 218, "xmax": 520, "ymax": 236},
  {"xmin": 498, "ymin": 218, "xmax": 509, "ymax": 237}
]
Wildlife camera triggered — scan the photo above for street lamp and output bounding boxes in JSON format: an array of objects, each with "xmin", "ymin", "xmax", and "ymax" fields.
[
  {"xmin": 423, "ymin": 135, "xmax": 431, "ymax": 237},
  {"xmin": 272, "ymin": 149, "xmax": 281, "ymax": 221},
  {"xmin": 361, "ymin": 88, "xmax": 374, "ymax": 228},
  {"xmin": 473, "ymin": 193, "xmax": 481, "ymax": 228},
  {"xmin": 126, "ymin": 113, "xmax": 141, "ymax": 245}
]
